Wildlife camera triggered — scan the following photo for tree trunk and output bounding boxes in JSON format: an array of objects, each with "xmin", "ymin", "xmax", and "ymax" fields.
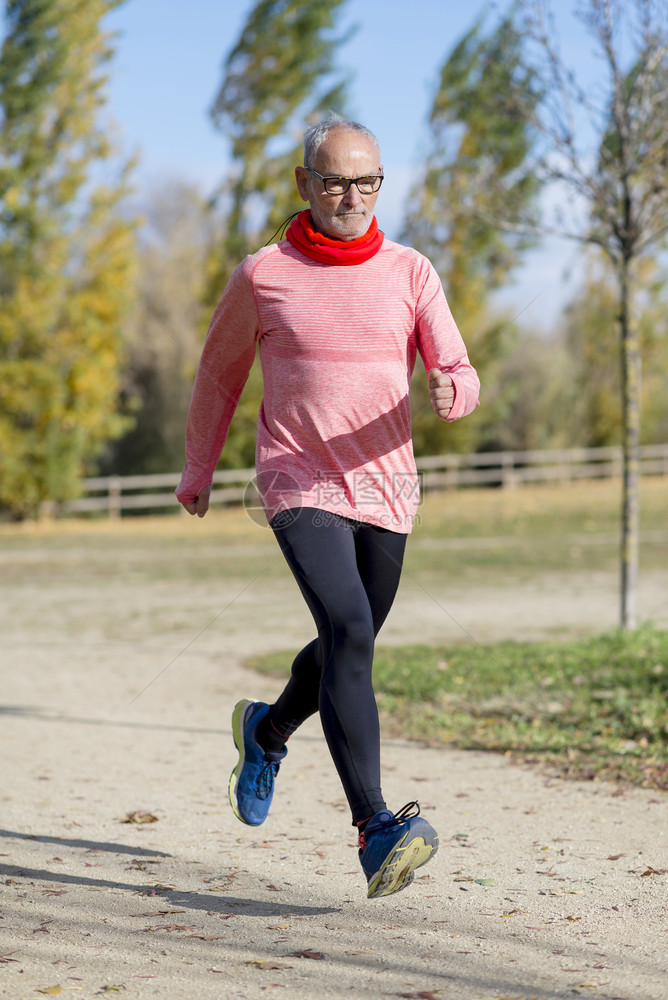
[{"xmin": 619, "ymin": 256, "xmax": 640, "ymax": 630}]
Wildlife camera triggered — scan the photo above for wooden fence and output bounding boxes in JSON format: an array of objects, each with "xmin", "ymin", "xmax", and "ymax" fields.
[{"xmin": 52, "ymin": 444, "xmax": 668, "ymax": 519}]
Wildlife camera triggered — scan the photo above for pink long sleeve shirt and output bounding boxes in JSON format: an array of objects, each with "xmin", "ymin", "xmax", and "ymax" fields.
[{"xmin": 176, "ymin": 236, "xmax": 480, "ymax": 532}]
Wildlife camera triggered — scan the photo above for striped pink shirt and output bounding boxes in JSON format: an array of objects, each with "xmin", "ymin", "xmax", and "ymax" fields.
[{"xmin": 176, "ymin": 236, "xmax": 480, "ymax": 532}]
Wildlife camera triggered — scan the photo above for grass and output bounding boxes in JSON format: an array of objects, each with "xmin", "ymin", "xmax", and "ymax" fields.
[
  {"xmin": 247, "ymin": 626, "xmax": 668, "ymax": 791},
  {"xmin": 407, "ymin": 477, "xmax": 668, "ymax": 577},
  {"xmin": 3, "ymin": 477, "xmax": 667, "ymax": 788},
  {"xmin": 2, "ymin": 478, "xmax": 667, "ymax": 581}
]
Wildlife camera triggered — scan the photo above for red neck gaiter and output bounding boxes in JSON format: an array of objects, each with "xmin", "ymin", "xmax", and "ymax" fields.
[{"xmin": 285, "ymin": 210, "xmax": 384, "ymax": 265}]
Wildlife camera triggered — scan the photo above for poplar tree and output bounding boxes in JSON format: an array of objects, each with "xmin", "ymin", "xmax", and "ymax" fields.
[
  {"xmin": 203, "ymin": 0, "xmax": 350, "ymax": 470},
  {"xmin": 401, "ymin": 10, "xmax": 541, "ymax": 456},
  {"xmin": 208, "ymin": 0, "xmax": 350, "ymax": 293},
  {"xmin": 0, "ymin": 0, "xmax": 137, "ymax": 518}
]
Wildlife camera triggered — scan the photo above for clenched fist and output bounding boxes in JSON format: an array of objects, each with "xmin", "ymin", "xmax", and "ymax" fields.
[
  {"xmin": 428, "ymin": 368, "xmax": 455, "ymax": 420},
  {"xmin": 181, "ymin": 483, "xmax": 212, "ymax": 517}
]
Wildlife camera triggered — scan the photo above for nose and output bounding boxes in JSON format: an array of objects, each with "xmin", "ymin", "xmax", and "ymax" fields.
[{"xmin": 343, "ymin": 181, "xmax": 363, "ymax": 205}]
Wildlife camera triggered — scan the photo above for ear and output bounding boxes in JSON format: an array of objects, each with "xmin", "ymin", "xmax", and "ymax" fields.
[{"xmin": 295, "ymin": 166, "xmax": 311, "ymax": 203}]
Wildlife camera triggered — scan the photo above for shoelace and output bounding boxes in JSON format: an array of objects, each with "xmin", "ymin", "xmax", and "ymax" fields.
[
  {"xmin": 394, "ymin": 801, "xmax": 420, "ymax": 823},
  {"xmin": 358, "ymin": 801, "xmax": 421, "ymax": 850},
  {"xmin": 255, "ymin": 760, "xmax": 281, "ymax": 800}
]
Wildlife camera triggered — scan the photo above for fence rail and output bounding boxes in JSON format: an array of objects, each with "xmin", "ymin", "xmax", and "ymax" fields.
[{"xmin": 56, "ymin": 444, "xmax": 668, "ymax": 519}]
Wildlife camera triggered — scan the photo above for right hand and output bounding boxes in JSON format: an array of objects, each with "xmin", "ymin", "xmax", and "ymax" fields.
[{"xmin": 181, "ymin": 483, "xmax": 211, "ymax": 518}]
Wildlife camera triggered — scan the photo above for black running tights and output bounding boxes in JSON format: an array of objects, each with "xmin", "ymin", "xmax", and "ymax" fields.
[{"xmin": 267, "ymin": 509, "xmax": 407, "ymax": 825}]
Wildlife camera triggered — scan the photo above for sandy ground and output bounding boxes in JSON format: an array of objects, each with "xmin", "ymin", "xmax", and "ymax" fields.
[{"xmin": 1, "ymin": 526, "xmax": 667, "ymax": 1000}]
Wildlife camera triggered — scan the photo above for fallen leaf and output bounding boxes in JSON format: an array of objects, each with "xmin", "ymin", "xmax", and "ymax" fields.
[
  {"xmin": 244, "ymin": 960, "xmax": 293, "ymax": 970},
  {"xmin": 141, "ymin": 924, "xmax": 194, "ymax": 933},
  {"xmin": 120, "ymin": 811, "xmax": 158, "ymax": 824},
  {"xmin": 607, "ymin": 854, "xmax": 624, "ymax": 860},
  {"xmin": 641, "ymin": 866, "xmax": 668, "ymax": 876},
  {"xmin": 136, "ymin": 883, "xmax": 175, "ymax": 895},
  {"xmin": 36, "ymin": 989, "xmax": 64, "ymax": 996},
  {"xmin": 286, "ymin": 950, "xmax": 325, "ymax": 960},
  {"xmin": 474, "ymin": 879, "xmax": 495, "ymax": 887}
]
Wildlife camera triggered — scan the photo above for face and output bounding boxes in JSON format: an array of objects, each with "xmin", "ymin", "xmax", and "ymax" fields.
[{"xmin": 295, "ymin": 129, "xmax": 382, "ymax": 240}]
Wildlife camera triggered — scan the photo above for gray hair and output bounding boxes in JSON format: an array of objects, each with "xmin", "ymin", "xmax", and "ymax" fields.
[{"xmin": 303, "ymin": 113, "xmax": 381, "ymax": 167}]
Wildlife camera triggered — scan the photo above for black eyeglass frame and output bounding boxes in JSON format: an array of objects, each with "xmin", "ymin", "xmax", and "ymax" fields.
[{"xmin": 304, "ymin": 166, "xmax": 384, "ymax": 195}]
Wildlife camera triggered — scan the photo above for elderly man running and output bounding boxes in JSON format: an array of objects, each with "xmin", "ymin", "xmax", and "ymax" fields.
[{"xmin": 177, "ymin": 114, "xmax": 480, "ymax": 898}]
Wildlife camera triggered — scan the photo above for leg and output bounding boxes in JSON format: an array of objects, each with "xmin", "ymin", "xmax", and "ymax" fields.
[
  {"xmin": 266, "ymin": 516, "xmax": 407, "ymax": 740},
  {"xmin": 266, "ymin": 510, "xmax": 406, "ymax": 824}
]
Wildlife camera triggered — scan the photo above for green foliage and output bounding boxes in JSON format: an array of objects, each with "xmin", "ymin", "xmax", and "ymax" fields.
[
  {"xmin": 563, "ymin": 257, "xmax": 668, "ymax": 448},
  {"xmin": 207, "ymin": 0, "xmax": 351, "ymax": 297},
  {"xmin": 201, "ymin": 0, "xmax": 352, "ymax": 469},
  {"xmin": 249, "ymin": 626, "xmax": 668, "ymax": 789},
  {"xmin": 100, "ymin": 180, "xmax": 215, "ymax": 475},
  {"xmin": 401, "ymin": 7, "xmax": 542, "ymax": 456},
  {"xmin": 0, "ymin": 0, "xmax": 137, "ymax": 518},
  {"xmin": 456, "ymin": 328, "xmax": 581, "ymax": 453},
  {"xmin": 403, "ymin": 10, "xmax": 541, "ymax": 303}
]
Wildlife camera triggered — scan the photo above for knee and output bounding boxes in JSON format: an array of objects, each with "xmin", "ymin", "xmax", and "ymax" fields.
[
  {"xmin": 337, "ymin": 610, "xmax": 374, "ymax": 655},
  {"xmin": 321, "ymin": 611, "xmax": 374, "ymax": 683}
]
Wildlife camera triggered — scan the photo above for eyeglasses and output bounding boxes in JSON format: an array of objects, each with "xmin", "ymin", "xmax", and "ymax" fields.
[{"xmin": 305, "ymin": 167, "xmax": 384, "ymax": 195}]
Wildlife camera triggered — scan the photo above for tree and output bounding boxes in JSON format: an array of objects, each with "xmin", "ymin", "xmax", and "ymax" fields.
[
  {"xmin": 99, "ymin": 180, "xmax": 219, "ymax": 476},
  {"xmin": 400, "ymin": 9, "xmax": 542, "ymax": 456},
  {"xmin": 563, "ymin": 257, "xmax": 668, "ymax": 448},
  {"xmin": 199, "ymin": 0, "xmax": 351, "ymax": 471},
  {"xmin": 510, "ymin": 0, "xmax": 668, "ymax": 629},
  {"xmin": 0, "ymin": 0, "xmax": 137, "ymax": 518},
  {"xmin": 207, "ymin": 0, "xmax": 351, "ymax": 297}
]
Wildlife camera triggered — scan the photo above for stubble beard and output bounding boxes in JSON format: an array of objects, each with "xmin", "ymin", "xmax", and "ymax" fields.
[{"xmin": 316, "ymin": 207, "xmax": 373, "ymax": 241}]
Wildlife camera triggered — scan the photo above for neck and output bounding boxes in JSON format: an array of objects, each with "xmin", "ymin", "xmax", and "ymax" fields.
[{"xmin": 285, "ymin": 210, "xmax": 384, "ymax": 265}]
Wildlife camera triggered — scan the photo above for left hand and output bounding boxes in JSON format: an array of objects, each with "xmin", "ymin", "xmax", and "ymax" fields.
[{"xmin": 428, "ymin": 368, "xmax": 455, "ymax": 420}]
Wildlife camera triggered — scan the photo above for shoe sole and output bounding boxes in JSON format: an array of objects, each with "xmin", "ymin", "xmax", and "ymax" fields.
[
  {"xmin": 228, "ymin": 698, "xmax": 255, "ymax": 824},
  {"xmin": 367, "ymin": 827, "xmax": 439, "ymax": 899}
]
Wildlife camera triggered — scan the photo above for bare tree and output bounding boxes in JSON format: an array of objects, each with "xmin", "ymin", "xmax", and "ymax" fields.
[{"xmin": 508, "ymin": 0, "xmax": 668, "ymax": 629}]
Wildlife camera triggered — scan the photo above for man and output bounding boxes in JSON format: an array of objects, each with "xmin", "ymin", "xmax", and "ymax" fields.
[{"xmin": 176, "ymin": 114, "xmax": 480, "ymax": 899}]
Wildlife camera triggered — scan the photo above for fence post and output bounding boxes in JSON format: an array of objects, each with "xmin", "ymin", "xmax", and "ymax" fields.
[
  {"xmin": 108, "ymin": 475, "xmax": 122, "ymax": 520},
  {"xmin": 501, "ymin": 452, "xmax": 517, "ymax": 488}
]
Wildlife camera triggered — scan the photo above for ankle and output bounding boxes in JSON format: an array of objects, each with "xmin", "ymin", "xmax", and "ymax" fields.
[{"xmin": 256, "ymin": 712, "xmax": 288, "ymax": 755}]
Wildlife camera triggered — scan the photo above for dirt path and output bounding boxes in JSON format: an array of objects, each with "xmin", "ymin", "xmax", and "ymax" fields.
[{"xmin": 1, "ymin": 528, "xmax": 667, "ymax": 1000}]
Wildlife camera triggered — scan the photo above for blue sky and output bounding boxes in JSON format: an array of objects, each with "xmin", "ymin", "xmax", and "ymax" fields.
[{"xmin": 103, "ymin": 0, "xmax": 599, "ymax": 327}]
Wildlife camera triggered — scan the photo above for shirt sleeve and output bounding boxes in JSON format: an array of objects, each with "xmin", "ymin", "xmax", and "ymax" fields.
[
  {"xmin": 175, "ymin": 257, "xmax": 260, "ymax": 504},
  {"xmin": 414, "ymin": 258, "xmax": 480, "ymax": 422}
]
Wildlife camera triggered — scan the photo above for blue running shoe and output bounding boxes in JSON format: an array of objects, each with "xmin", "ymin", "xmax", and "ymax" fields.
[
  {"xmin": 358, "ymin": 801, "xmax": 438, "ymax": 898},
  {"xmin": 228, "ymin": 699, "xmax": 287, "ymax": 826}
]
